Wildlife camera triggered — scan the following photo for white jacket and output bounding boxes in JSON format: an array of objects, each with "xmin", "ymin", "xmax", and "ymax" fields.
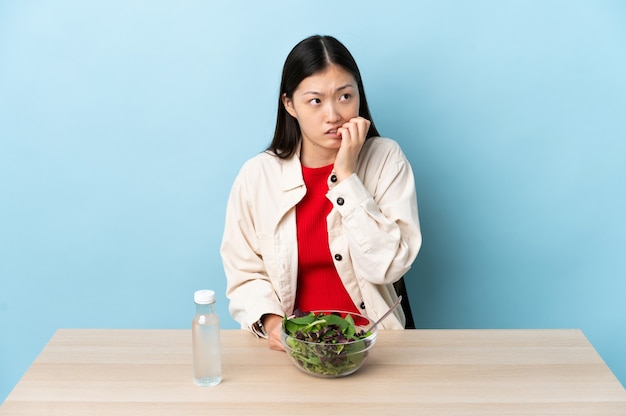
[{"xmin": 221, "ymin": 137, "xmax": 422, "ymax": 334}]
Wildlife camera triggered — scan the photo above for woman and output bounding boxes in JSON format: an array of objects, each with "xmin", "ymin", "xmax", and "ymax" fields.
[{"xmin": 221, "ymin": 35, "xmax": 421, "ymax": 350}]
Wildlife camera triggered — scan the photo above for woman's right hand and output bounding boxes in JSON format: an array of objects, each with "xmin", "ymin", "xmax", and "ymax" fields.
[
  {"xmin": 262, "ymin": 314, "xmax": 286, "ymax": 351},
  {"xmin": 334, "ymin": 116, "xmax": 371, "ymax": 182}
]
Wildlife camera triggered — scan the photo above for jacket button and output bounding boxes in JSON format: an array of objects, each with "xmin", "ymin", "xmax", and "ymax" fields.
[
  {"xmin": 334, "ymin": 254, "xmax": 343, "ymax": 261},
  {"xmin": 330, "ymin": 174, "xmax": 337, "ymax": 183},
  {"xmin": 336, "ymin": 197, "xmax": 344, "ymax": 205},
  {"xmin": 359, "ymin": 302, "xmax": 366, "ymax": 309}
]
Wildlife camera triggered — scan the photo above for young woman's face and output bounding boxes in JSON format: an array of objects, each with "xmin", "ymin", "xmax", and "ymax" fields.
[{"xmin": 283, "ymin": 64, "xmax": 360, "ymax": 164}]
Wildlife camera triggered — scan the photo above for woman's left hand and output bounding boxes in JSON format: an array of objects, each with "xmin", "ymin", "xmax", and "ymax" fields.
[
  {"xmin": 262, "ymin": 314, "xmax": 286, "ymax": 351},
  {"xmin": 335, "ymin": 116, "xmax": 371, "ymax": 182}
]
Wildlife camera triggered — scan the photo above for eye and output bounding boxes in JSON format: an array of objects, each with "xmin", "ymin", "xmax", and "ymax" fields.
[
  {"xmin": 309, "ymin": 98, "xmax": 321, "ymax": 105},
  {"xmin": 339, "ymin": 93, "xmax": 352, "ymax": 101}
]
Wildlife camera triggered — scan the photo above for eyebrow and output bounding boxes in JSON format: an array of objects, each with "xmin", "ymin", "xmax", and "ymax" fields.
[{"xmin": 301, "ymin": 84, "xmax": 355, "ymax": 96}]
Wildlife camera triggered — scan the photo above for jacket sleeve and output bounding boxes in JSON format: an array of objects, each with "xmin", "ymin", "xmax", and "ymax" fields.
[
  {"xmin": 220, "ymin": 167, "xmax": 284, "ymax": 335},
  {"xmin": 326, "ymin": 139, "xmax": 422, "ymax": 286}
]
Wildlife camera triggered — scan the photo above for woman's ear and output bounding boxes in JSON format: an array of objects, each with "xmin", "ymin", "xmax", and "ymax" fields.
[{"xmin": 282, "ymin": 93, "xmax": 297, "ymax": 118}]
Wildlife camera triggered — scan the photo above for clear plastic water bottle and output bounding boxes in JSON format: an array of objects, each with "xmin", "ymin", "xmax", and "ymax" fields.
[{"xmin": 192, "ymin": 289, "xmax": 222, "ymax": 386}]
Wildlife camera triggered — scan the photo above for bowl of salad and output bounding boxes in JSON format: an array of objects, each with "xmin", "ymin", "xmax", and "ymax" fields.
[{"xmin": 280, "ymin": 310, "xmax": 377, "ymax": 378}]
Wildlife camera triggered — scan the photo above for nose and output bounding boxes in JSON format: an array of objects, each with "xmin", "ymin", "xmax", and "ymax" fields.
[{"xmin": 325, "ymin": 102, "xmax": 341, "ymax": 123}]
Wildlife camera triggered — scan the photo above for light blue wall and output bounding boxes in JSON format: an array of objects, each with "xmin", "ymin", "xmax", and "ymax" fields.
[{"xmin": 1, "ymin": 0, "xmax": 625, "ymax": 401}]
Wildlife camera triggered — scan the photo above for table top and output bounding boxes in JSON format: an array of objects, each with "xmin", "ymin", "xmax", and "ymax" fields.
[{"xmin": 1, "ymin": 329, "xmax": 625, "ymax": 415}]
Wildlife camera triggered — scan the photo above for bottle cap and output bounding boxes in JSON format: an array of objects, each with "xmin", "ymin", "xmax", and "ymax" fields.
[{"xmin": 194, "ymin": 289, "xmax": 216, "ymax": 304}]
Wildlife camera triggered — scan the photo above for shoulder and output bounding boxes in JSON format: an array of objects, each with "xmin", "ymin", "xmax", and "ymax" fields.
[
  {"xmin": 234, "ymin": 150, "xmax": 301, "ymax": 188},
  {"xmin": 359, "ymin": 137, "xmax": 408, "ymax": 164},
  {"xmin": 238, "ymin": 151, "xmax": 281, "ymax": 175}
]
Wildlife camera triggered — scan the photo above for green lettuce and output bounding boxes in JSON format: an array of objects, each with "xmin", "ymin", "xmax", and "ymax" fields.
[{"xmin": 282, "ymin": 311, "xmax": 373, "ymax": 376}]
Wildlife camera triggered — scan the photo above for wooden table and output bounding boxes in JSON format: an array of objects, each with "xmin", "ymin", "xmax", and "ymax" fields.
[{"xmin": 1, "ymin": 329, "xmax": 625, "ymax": 415}]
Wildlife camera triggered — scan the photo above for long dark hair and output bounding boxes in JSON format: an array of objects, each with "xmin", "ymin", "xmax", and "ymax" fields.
[{"xmin": 267, "ymin": 35, "xmax": 380, "ymax": 158}]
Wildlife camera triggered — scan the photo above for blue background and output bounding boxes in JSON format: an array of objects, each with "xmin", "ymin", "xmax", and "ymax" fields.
[{"xmin": 1, "ymin": 0, "xmax": 625, "ymax": 401}]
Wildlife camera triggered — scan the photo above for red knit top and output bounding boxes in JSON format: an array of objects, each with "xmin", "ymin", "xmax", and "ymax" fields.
[{"xmin": 295, "ymin": 163, "xmax": 360, "ymax": 315}]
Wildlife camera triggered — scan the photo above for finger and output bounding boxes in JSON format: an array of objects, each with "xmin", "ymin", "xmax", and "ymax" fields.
[
  {"xmin": 268, "ymin": 336, "xmax": 286, "ymax": 351},
  {"xmin": 346, "ymin": 121, "xmax": 363, "ymax": 144},
  {"xmin": 353, "ymin": 117, "xmax": 371, "ymax": 140},
  {"xmin": 339, "ymin": 120, "xmax": 358, "ymax": 141},
  {"xmin": 342, "ymin": 118, "xmax": 369, "ymax": 142},
  {"xmin": 337, "ymin": 126, "xmax": 351, "ymax": 141}
]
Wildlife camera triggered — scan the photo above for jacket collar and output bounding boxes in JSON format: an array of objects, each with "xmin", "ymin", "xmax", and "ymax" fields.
[{"xmin": 278, "ymin": 143, "xmax": 305, "ymax": 192}]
